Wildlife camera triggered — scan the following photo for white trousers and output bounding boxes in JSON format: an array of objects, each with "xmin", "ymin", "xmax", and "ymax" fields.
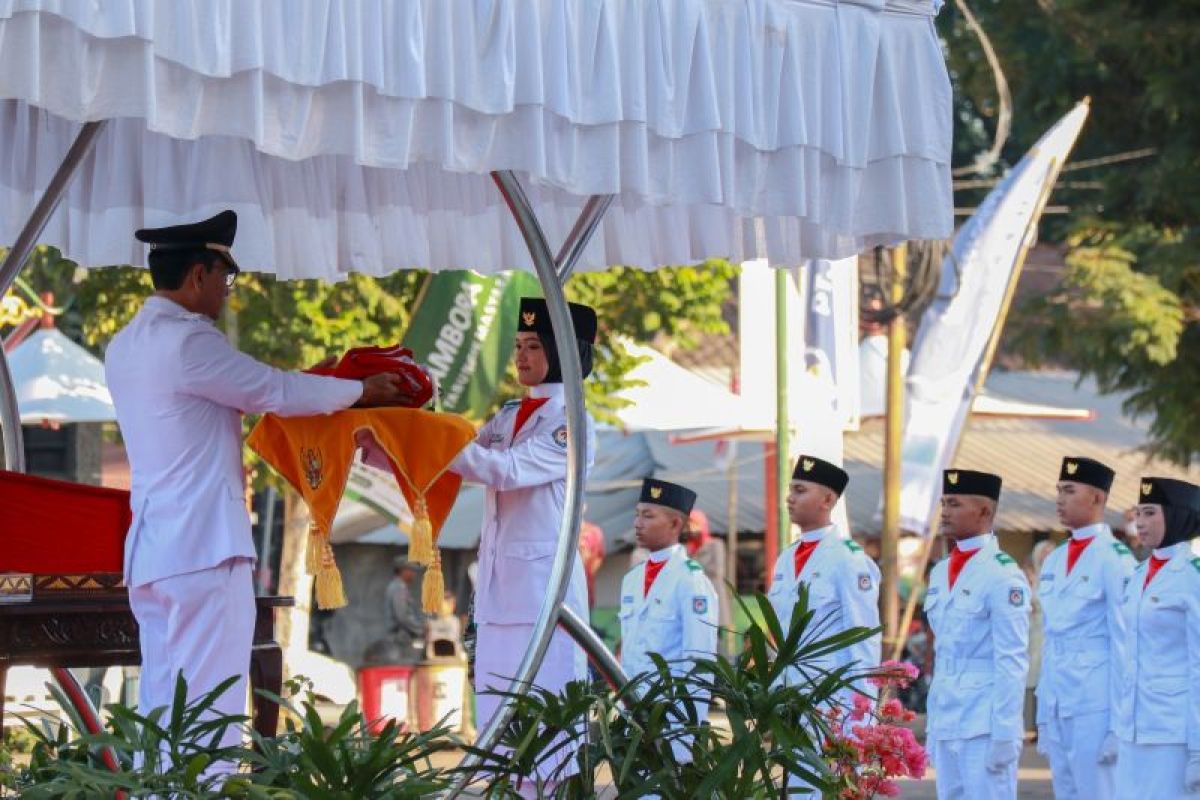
[
  {"xmin": 1041, "ymin": 709, "xmax": 1114, "ymax": 800},
  {"xmin": 1115, "ymin": 741, "xmax": 1198, "ymax": 800},
  {"xmin": 475, "ymin": 622, "xmax": 586, "ymax": 787},
  {"xmin": 931, "ymin": 735, "xmax": 1018, "ymax": 800},
  {"xmin": 129, "ymin": 558, "xmax": 255, "ymax": 751}
]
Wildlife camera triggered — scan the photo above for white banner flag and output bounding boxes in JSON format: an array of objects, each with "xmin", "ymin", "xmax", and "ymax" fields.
[
  {"xmin": 898, "ymin": 102, "xmax": 1090, "ymax": 534},
  {"xmin": 802, "ymin": 257, "xmax": 861, "ymax": 432}
]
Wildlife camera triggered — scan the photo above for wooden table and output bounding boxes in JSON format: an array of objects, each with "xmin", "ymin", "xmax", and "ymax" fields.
[{"xmin": 0, "ymin": 593, "xmax": 291, "ymax": 738}]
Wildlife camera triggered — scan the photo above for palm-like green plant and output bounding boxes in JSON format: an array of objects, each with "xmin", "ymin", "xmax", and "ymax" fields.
[{"xmin": 466, "ymin": 587, "xmax": 882, "ymax": 799}]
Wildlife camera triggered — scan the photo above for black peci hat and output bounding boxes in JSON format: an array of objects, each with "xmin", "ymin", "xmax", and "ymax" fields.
[
  {"xmin": 135, "ymin": 210, "xmax": 240, "ymax": 273},
  {"xmin": 1058, "ymin": 457, "xmax": 1115, "ymax": 493},
  {"xmin": 518, "ymin": 297, "xmax": 598, "ymax": 344},
  {"xmin": 639, "ymin": 478, "xmax": 697, "ymax": 515},
  {"xmin": 791, "ymin": 454, "xmax": 849, "ymax": 495},
  {"xmin": 1138, "ymin": 477, "xmax": 1200, "ymax": 511},
  {"xmin": 943, "ymin": 469, "xmax": 1002, "ymax": 501}
]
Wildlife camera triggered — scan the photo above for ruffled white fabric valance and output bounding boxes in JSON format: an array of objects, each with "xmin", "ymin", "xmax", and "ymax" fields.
[{"xmin": 0, "ymin": 0, "xmax": 952, "ymax": 277}]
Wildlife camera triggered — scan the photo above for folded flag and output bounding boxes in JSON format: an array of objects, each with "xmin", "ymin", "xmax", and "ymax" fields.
[
  {"xmin": 248, "ymin": 408, "xmax": 474, "ymax": 611},
  {"xmin": 307, "ymin": 343, "xmax": 434, "ymax": 408}
]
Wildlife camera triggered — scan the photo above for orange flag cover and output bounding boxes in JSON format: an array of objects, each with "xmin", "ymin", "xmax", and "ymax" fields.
[{"xmin": 247, "ymin": 408, "xmax": 475, "ymax": 611}]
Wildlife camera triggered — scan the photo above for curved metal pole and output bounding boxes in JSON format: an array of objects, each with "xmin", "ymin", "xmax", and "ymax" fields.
[
  {"xmin": 557, "ymin": 605, "xmax": 629, "ymax": 692},
  {"xmin": 0, "ymin": 120, "xmax": 107, "ymax": 471},
  {"xmin": 49, "ymin": 666, "xmax": 123, "ymax": 777},
  {"xmin": 555, "ymin": 195, "xmax": 614, "ymax": 283},
  {"xmin": 444, "ymin": 171, "xmax": 595, "ymax": 797},
  {"xmin": 0, "ymin": 349, "xmax": 22, "ymax": 470}
]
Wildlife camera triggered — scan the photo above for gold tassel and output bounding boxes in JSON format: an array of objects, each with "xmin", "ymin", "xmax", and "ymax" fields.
[
  {"xmin": 408, "ymin": 496, "xmax": 434, "ymax": 565},
  {"xmin": 421, "ymin": 551, "xmax": 444, "ymax": 614},
  {"xmin": 305, "ymin": 523, "xmax": 322, "ymax": 575},
  {"xmin": 314, "ymin": 540, "xmax": 348, "ymax": 610}
]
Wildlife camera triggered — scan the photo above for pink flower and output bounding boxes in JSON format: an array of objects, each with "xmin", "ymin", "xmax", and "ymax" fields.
[
  {"xmin": 868, "ymin": 659, "xmax": 920, "ymax": 689},
  {"xmin": 851, "ymin": 692, "xmax": 874, "ymax": 722}
]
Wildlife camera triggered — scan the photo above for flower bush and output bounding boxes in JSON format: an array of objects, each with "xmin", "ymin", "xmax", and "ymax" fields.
[{"xmin": 821, "ymin": 659, "xmax": 928, "ymax": 800}]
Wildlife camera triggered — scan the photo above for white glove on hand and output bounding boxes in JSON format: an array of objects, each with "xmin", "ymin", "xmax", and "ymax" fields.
[
  {"xmin": 985, "ymin": 739, "xmax": 1021, "ymax": 774},
  {"xmin": 1097, "ymin": 732, "xmax": 1118, "ymax": 765},
  {"xmin": 1184, "ymin": 751, "xmax": 1200, "ymax": 794}
]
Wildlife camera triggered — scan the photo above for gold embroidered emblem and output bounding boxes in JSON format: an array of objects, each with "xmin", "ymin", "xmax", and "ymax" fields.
[
  {"xmin": 302, "ymin": 447, "xmax": 324, "ymax": 490},
  {"xmin": 1066, "ymin": 461, "xmax": 1078, "ymax": 475},
  {"xmin": 947, "ymin": 471, "xmax": 959, "ymax": 486},
  {"xmin": 802, "ymin": 458, "xmax": 814, "ymax": 472},
  {"xmin": 522, "ymin": 311, "xmax": 536, "ymax": 327},
  {"xmin": 1142, "ymin": 481, "xmax": 1153, "ymax": 497},
  {"xmin": 650, "ymin": 486, "xmax": 663, "ymax": 499}
]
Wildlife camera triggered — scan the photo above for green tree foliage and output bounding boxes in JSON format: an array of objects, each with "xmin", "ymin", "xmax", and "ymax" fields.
[{"xmin": 941, "ymin": 1, "xmax": 1200, "ymax": 465}]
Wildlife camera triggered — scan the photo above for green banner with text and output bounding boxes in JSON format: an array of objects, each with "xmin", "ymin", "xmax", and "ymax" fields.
[{"xmin": 401, "ymin": 270, "xmax": 540, "ymax": 417}]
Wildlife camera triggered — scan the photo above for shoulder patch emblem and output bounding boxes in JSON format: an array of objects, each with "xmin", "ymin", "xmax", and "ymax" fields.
[
  {"xmin": 1112, "ymin": 542, "xmax": 1132, "ymax": 556},
  {"xmin": 995, "ymin": 553, "xmax": 1015, "ymax": 566},
  {"xmin": 686, "ymin": 559, "xmax": 703, "ymax": 572},
  {"xmin": 1191, "ymin": 557, "xmax": 1200, "ymax": 574},
  {"xmin": 692, "ymin": 596, "xmax": 709, "ymax": 615},
  {"xmin": 1008, "ymin": 587, "xmax": 1025, "ymax": 606},
  {"xmin": 502, "ymin": 398, "xmax": 522, "ymax": 408},
  {"xmin": 551, "ymin": 425, "xmax": 568, "ymax": 449},
  {"xmin": 844, "ymin": 540, "xmax": 863, "ymax": 553},
  {"xmin": 857, "ymin": 572, "xmax": 873, "ymax": 591},
  {"xmin": 1056, "ymin": 539, "xmax": 1068, "ymax": 549}
]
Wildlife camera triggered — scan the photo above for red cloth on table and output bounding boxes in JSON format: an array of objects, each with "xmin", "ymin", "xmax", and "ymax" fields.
[{"xmin": 0, "ymin": 470, "xmax": 129, "ymax": 573}]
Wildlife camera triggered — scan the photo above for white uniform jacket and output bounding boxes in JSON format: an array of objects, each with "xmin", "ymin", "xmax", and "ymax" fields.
[
  {"xmin": 767, "ymin": 528, "xmax": 881, "ymax": 693},
  {"xmin": 924, "ymin": 535, "xmax": 1031, "ymax": 743},
  {"xmin": 618, "ymin": 544, "xmax": 719, "ymax": 681},
  {"xmin": 451, "ymin": 383, "xmax": 593, "ymax": 625},
  {"xmin": 1115, "ymin": 544, "xmax": 1200, "ymax": 748},
  {"xmin": 105, "ymin": 297, "xmax": 361, "ymax": 587},
  {"xmin": 1036, "ymin": 525, "xmax": 1135, "ymax": 727}
]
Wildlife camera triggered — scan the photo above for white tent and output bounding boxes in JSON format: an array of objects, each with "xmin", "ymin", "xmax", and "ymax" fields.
[{"xmin": 7, "ymin": 328, "xmax": 116, "ymax": 424}]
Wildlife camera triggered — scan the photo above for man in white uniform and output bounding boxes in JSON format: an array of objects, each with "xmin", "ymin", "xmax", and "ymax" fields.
[
  {"xmin": 105, "ymin": 211, "xmax": 410, "ymax": 747},
  {"xmin": 619, "ymin": 478, "xmax": 719, "ymax": 758},
  {"xmin": 924, "ymin": 469, "xmax": 1030, "ymax": 800},
  {"xmin": 766, "ymin": 455, "xmax": 880, "ymax": 795},
  {"xmin": 1036, "ymin": 456, "xmax": 1134, "ymax": 799}
]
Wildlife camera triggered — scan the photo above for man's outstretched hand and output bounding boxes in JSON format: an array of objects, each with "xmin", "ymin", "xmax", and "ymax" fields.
[{"xmin": 357, "ymin": 372, "xmax": 420, "ymax": 408}]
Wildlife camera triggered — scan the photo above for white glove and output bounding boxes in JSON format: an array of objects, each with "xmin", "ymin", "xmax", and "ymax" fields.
[
  {"xmin": 1097, "ymin": 732, "xmax": 1118, "ymax": 765},
  {"xmin": 985, "ymin": 739, "xmax": 1021, "ymax": 774},
  {"xmin": 1185, "ymin": 751, "xmax": 1200, "ymax": 794}
]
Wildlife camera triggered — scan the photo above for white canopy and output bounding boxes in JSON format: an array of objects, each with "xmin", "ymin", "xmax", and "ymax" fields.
[
  {"xmin": 7, "ymin": 328, "xmax": 116, "ymax": 424},
  {"xmin": 0, "ymin": 0, "xmax": 951, "ymax": 278}
]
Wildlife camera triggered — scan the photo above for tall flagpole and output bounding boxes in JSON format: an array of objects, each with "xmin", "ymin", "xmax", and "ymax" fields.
[{"xmin": 880, "ymin": 243, "xmax": 907, "ymax": 651}]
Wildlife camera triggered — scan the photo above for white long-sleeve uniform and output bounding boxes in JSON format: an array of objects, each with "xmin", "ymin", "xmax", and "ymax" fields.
[
  {"xmin": 1114, "ymin": 544, "xmax": 1200, "ymax": 800},
  {"xmin": 1036, "ymin": 524, "xmax": 1135, "ymax": 800},
  {"xmin": 924, "ymin": 534, "xmax": 1030, "ymax": 800},
  {"xmin": 105, "ymin": 295, "xmax": 361, "ymax": 745},
  {"xmin": 450, "ymin": 382, "xmax": 593, "ymax": 773}
]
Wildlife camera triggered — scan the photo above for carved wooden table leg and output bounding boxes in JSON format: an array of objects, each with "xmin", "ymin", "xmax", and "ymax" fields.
[{"xmin": 249, "ymin": 642, "xmax": 283, "ymax": 739}]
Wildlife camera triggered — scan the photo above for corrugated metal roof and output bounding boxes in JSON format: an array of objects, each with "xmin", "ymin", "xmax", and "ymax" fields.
[{"xmin": 843, "ymin": 371, "xmax": 1200, "ymax": 534}]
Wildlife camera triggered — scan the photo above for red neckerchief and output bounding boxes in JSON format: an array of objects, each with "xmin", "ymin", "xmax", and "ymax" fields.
[
  {"xmin": 1144, "ymin": 555, "xmax": 1169, "ymax": 589},
  {"xmin": 948, "ymin": 546, "xmax": 981, "ymax": 589},
  {"xmin": 1066, "ymin": 536, "xmax": 1094, "ymax": 575},
  {"xmin": 512, "ymin": 397, "xmax": 549, "ymax": 437},
  {"xmin": 644, "ymin": 557, "xmax": 668, "ymax": 596},
  {"xmin": 793, "ymin": 540, "xmax": 820, "ymax": 578}
]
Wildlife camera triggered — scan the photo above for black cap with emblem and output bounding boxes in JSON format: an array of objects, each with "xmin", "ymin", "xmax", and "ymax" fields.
[
  {"xmin": 1058, "ymin": 457, "xmax": 1115, "ymax": 493},
  {"xmin": 791, "ymin": 454, "xmax": 849, "ymax": 495},
  {"xmin": 639, "ymin": 478, "xmax": 697, "ymax": 515},
  {"xmin": 1140, "ymin": 477, "xmax": 1200, "ymax": 547},
  {"xmin": 942, "ymin": 469, "xmax": 1002, "ymax": 501},
  {"xmin": 517, "ymin": 297, "xmax": 598, "ymax": 382},
  {"xmin": 136, "ymin": 210, "xmax": 240, "ymax": 290}
]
